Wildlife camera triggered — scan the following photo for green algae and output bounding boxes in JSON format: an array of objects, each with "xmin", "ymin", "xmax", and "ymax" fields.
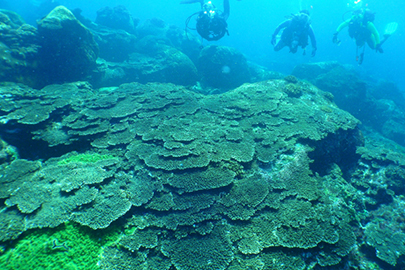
[{"xmin": 0, "ymin": 222, "xmax": 119, "ymax": 270}]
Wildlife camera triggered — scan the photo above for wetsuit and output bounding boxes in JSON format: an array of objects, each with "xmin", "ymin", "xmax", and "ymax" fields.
[
  {"xmin": 196, "ymin": 0, "xmax": 230, "ymax": 41},
  {"xmin": 272, "ymin": 12, "xmax": 317, "ymax": 56},
  {"xmin": 335, "ymin": 14, "xmax": 380, "ymax": 49}
]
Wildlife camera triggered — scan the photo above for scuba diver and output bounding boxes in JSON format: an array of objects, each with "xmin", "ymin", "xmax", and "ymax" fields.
[
  {"xmin": 332, "ymin": 8, "xmax": 397, "ymax": 65},
  {"xmin": 181, "ymin": 0, "xmax": 231, "ymax": 41},
  {"xmin": 271, "ymin": 10, "xmax": 317, "ymax": 57}
]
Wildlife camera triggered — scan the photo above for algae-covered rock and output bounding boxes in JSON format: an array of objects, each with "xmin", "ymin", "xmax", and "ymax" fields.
[
  {"xmin": 136, "ymin": 17, "xmax": 202, "ymax": 65},
  {"xmin": 291, "ymin": 61, "xmax": 341, "ymax": 80},
  {"xmin": 292, "ymin": 61, "xmax": 405, "ymax": 150},
  {"xmin": 95, "ymin": 5, "xmax": 138, "ymax": 34},
  {"xmin": 198, "ymin": 45, "xmax": 250, "ymax": 89},
  {"xmin": 0, "ymin": 10, "xmax": 40, "ymax": 87},
  {"xmin": 37, "ymin": 6, "xmax": 98, "ymax": 84},
  {"xmin": 292, "ymin": 62, "xmax": 364, "ymax": 113},
  {"xmin": 91, "ymin": 25, "xmax": 137, "ymax": 62},
  {"xmin": 93, "ymin": 44, "xmax": 198, "ymax": 87}
]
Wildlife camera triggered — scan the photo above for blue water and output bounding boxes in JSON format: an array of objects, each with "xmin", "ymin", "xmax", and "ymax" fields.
[{"xmin": 1, "ymin": 0, "xmax": 403, "ymax": 91}]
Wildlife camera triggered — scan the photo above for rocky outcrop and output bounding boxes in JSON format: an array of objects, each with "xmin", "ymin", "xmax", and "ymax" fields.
[
  {"xmin": 95, "ymin": 5, "xmax": 139, "ymax": 34},
  {"xmin": 37, "ymin": 6, "xmax": 99, "ymax": 84},
  {"xmin": 292, "ymin": 61, "xmax": 405, "ymax": 147},
  {"xmin": 0, "ymin": 10, "xmax": 40, "ymax": 87},
  {"xmin": 90, "ymin": 25, "xmax": 137, "ymax": 62},
  {"xmin": 198, "ymin": 45, "xmax": 251, "ymax": 89},
  {"xmin": 137, "ymin": 18, "xmax": 202, "ymax": 65},
  {"xmin": 291, "ymin": 61, "xmax": 342, "ymax": 80},
  {"xmin": 93, "ymin": 44, "xmax": 198, "ymax": 87}
]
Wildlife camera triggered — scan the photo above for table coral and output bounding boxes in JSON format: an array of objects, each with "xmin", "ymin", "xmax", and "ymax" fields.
[{"xmin": 0, "ymin": 80, "xmax": 365, "ymax": 269}]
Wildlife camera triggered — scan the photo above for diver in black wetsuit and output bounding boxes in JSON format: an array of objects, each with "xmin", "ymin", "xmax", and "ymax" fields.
[
  {"xmin": 181, "ymin": 0, "xmax": 231, "ymax": 41},
  {"xmin": 271, "ymin": 10, "xmax": 317, "ymax": 57}
]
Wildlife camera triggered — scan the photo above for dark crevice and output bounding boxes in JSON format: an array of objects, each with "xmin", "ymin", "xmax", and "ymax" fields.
[
  {"xmin": 0, "ymin": 122, "xmax": 94, "ymax": 161},
  {"xmin": 306, "ymin": 128, "xmax": 364, "ymax": 178}
]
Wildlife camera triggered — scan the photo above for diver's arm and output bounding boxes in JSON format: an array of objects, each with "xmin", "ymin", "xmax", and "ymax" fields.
[
  {"xmin": 335, "ymin": 19, "xmax": 350, "ymax": 33},
  {"xmin": 222, "ymin": 0, "xmax": 230, "ymax": 20},
  {"xmin": 272, "ymin": 20, "xmax": 290, "ymax": 37},
  {"xmin": 333, "ymin": 19, "xmax": 350, "ymax": 44},
  {"xmin": 367, "ymin": 22, "xmax": 380, "ymax": 44}
]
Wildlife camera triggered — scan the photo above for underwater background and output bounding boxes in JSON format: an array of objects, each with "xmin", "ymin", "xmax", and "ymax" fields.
[
  {"xmin": 1, "ymin": 0, "xmax": 405, "ymax": 269},
  {"xmin": 2, "ymin": 0, "xmax": 404, "ymax": 89}
]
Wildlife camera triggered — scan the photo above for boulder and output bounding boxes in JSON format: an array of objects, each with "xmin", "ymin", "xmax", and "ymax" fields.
[
  {"xmin": 248, "ymin": 61, "xmax": 284, "ymax": 83},
  {"xmin": 95, "ymin": 6, "xmax": 139, "ymax": 34},
  {"xmin": 91, "ymin": 25, "xmax": 137, "ymax": 62},
  {"xmin": 137, "ymin": 17, "xmax": 167, "ymax": 38},
  {"xmin": 166, "ymin": 24, "xmax": 201, "ymax": 65},
  {"xmin": 198, "ymin": 45, "xmax": 250, "ymax": 89},
  {"xmin": 137, "ymin": 18, "xmax": 202, "ymax": 65},
  {"xmin": 291, "ymin": 61, "xmax": 341, "ymax": 80},
  {"xmin": 37, "ymin": 6, "xmax": 99, "ymax": 84},
  {"xmin": 313, "ymin": 65, "xmax": 367, "ymax": 117},
  {"xmin": 93, "ymin": 45, "xmax": 198, "ymax": 87},
  {"xmin": 382, "ymin": 119, "xmax": 405, "ymax": 145},
  {"xmin": 370, "ymin": 80, "xmax": 405, "ymax": 109}
]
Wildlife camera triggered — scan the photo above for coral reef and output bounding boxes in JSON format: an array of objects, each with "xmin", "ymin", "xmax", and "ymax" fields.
[
  {"xmin": 0, "ymin": 79, "xmax": 367, "ymax": 269},
  {"xmin": 1, "ymin": 5, "xmax": 403, "ymax": 269}
]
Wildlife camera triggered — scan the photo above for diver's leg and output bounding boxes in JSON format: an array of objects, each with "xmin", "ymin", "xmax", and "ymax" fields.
[
  {"xmin": 359, "ymin": 45, "xmax": 366, "ymax": 65},
  {"xmin": 367, "ymin": 34, "xmax": 376, "ymax": 49}
]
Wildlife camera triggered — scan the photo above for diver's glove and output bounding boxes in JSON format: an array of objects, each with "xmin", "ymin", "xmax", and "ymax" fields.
[
  {"xmin": 271, "ymin": 35, "xmax": 276, "ymax": 46},
  {"xmin": 332, "ymin": 32, "xmax": 340, "ymax": 45},
  {"xmin": 376, "ymin": 44, "xmax": 384, "ymax": 53},
  {"xmin": 311, "ymin": 47, "xmax": 317, "ymax": 57}
]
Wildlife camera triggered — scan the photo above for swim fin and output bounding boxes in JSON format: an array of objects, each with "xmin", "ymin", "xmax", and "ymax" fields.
[
  {"xmin": 379, "ymin": 22, "xmax": 398, "ymax": 47},
  {"xmin": 384, "ymin": 22, "xmax": 398, "ymax": 37}
]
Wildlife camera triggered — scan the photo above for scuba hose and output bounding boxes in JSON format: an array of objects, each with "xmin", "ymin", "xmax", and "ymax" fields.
[
  {"xmin": 184, "ymin": 11, "xmax": 200, "ymax": 39},
  {"xmin": 184, "ymin": 11, "xmax": 207, "ymax": 46},
  {"xmin": 342, "ymin": 10, "xmax": 353, "ymax": 21},
  {"xmin": 185, "ymin": 12, "xmax": 200, "ymax": 31}
]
